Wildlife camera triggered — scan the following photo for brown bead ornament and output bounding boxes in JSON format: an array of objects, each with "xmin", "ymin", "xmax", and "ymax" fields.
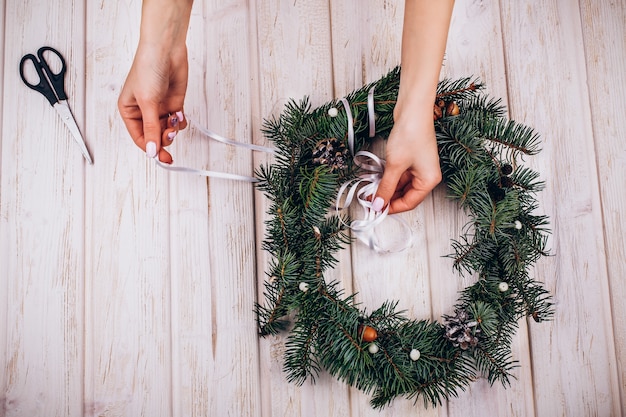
[
  {"xmin": 446, "ymin": 101, "xmax": 460, "ymax": 116},
  {"xmin": 359, "ymin": 325, "xmax": 378, "ymax": 342}
]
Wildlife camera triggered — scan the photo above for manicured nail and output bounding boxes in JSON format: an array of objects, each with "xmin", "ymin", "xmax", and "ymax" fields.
[
  {"xmin": 176, "ymin": 111, "xmax": 184, "ymax": 122},
  {"xmin": 168, "ymin": 131, "xmax": 177, "ymax": 141},
  {"xmin": 372, "ymin": 196, "xmax": 385, "ymax": 212},
  {"xmin": 146, "ymin": 141, "xmax": 157, "ymax": 158}
]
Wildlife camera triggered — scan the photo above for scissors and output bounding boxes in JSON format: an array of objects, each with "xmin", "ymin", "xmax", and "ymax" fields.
[{"xmin": 19, "ymin": 46, "xmax": 93, "ymax": 164}]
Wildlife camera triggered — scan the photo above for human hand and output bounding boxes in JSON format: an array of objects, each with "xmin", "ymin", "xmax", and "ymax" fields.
[
  {"xmin": 118, "ymin": 42, "xmax": 189, "ymax": 163},
  {"xmin": 370, "ymin": 0, "xmax": 453, "ymax": 214},
  {"xmin": 372, "ymin": 115, "xmax": 442, "ymax": 214}
]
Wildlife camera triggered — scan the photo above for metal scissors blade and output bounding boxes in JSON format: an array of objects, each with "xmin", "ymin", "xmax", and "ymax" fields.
[
  {"xmin": 54, "ymin": 100, "xmax": 93, "ymax": 164},
  {"xmin": 19, "ymin": 46, "xmax": 93, "ymax": 164}
]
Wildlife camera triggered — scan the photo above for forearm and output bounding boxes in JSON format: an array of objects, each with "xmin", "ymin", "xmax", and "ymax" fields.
[
  {"xmin": 139, "ymin": 0, "xmax": 194, "ymax": 48},
  {"xmin": 395, "ymin": 0, "xmax": 454, "ymax": 125}
]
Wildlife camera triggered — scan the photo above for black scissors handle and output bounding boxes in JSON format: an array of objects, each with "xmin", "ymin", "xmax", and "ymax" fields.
[{"xmin": 19, "ymin": 46, "xmax": 68, "ymax": 106}]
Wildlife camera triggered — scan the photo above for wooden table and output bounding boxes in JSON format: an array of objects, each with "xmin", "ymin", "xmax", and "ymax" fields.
[{"xmin": 1, "ymin": 1, "xmax": 624, "ymax": 416}]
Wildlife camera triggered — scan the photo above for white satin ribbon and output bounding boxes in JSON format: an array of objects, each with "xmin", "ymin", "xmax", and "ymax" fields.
[
  {"xmin": 190, "ymin": 118, "xmax": 276, "ymax": 154},
  {"xmin": 156, "ymin": 160, "xmax": 261, "ymax": 182},
  {"xmin": 367, "ymin": 86, "xmax": 376, "ymax": 138},
  {"xmin": 336, "ymin": 97, "xmax": 413, "ymax": 253},
  {"xmin": 340, "ymin": 98, "xmax": 356, "ymax": 156},
  {"xmin": 156, "ymin": 116, "xmax": 275, "ymax": 182}
]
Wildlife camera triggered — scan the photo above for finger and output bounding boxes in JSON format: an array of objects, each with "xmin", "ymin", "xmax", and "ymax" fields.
[
  {"xmin": 168, "ymin": 113, "xmax": 180, "ymax": 129},
  {"xmin": 120, "ymin": 114, "xmax": 146, "ymax": 150},
  {"xmin": 159, "ymin": 114, "xmax": 170, "ymax": 131},
  {"xmin": 175, "ymin": 110, "xmax": 188, "ymax": 130},
  {"xmin": 390, "ymin": 175, "xmax": 411, "ymax": 201},
  {"xmin": 158, "ymin": 148, "xmax": 173, "ymax": 164},
  {"xmin": 141, "ymin": 104, "xmax": 163, "ymax": 159},
  {"xmin": 162, "ymin": 128, "xmax": 177, "ymax": 147},
  {"xmin": 396, "ymin": 171, "xmax": 413, "ymax": 192},
  {"xmin": 388, "ymin": 187, "xmax": 430, "ymax": 215},
  {"xmin": 389, "ymin": 176, "xmax": 438, "ymax": 214},
  {"xmin": 373, "ymin": 167, "xmax": 404, "ymax": 212},
  {"xmin": 391, "ymin": 188, "xmax": 405, "ymax": 202},
  {"xmin": 118, "ymin": 97, "xmax": 146, "ymax": 151}
]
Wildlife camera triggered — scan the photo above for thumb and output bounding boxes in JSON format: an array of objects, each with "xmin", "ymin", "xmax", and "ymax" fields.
[
  {"xmin": 141, "ymin": 105, "xmax": 162, "ymax": 159},
  {"xmin": 373, "ymin": 167, "xmax": 403, "ymax": 212}
]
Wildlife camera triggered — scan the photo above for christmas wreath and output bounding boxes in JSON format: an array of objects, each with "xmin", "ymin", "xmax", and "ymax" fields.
[{"xmin": 254, "ymin": 67, "xmax": 552, "ymax": 408}]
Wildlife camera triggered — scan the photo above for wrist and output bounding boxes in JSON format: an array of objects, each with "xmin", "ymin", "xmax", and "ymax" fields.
[
  {"xmin": 139, "ymin": 0, "xmax": 193, "ymax": 50},
  {"xmin": 393, "ymin": 93, "xmax": 436, "ymax": 128}
]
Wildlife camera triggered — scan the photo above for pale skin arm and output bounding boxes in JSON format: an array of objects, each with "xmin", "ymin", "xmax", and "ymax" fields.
[
  {"xmin": 373, "ymin": 0, "xmax": 455, "ymax": 214},
  {"xmin": 118, "ymin": 0, "xmax": 193, "ymax": 164}
]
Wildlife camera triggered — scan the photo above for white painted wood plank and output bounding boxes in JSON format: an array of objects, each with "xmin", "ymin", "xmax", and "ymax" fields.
[
  {"xmin": 252, "ymin": 1, "xmax": 353, "ymax": 416},
  {"xmin": 579, "ymin": 0, "xmax": 626, "ymax": 411},
  {"xmin": 166, "ymin": 2, "xmax": 213, "ymax": 415},
  {"xmin": 431, "ymin": 3, "xmax": 536, "ymax": 417},
  {"xmin": 500, "ymin": 1, "xmax": 621, "ymax": 416},
  {"xmin": 84, "ymin": 1, "xmax": 173, "ymax": 415},
  {"xmin": 0, "ymin": 0, "xmax": 7, "ymax": 410},
  {"xmin": 330, "ymin": 0, "xmax": 405, "ymax": 95},
  {"xmin": 168, "ymin": 1, "xmax": 261, "ymax": 416},
  {"xmin": 0, "ymin": 0, "xmax": 85, "ymax": 416}
]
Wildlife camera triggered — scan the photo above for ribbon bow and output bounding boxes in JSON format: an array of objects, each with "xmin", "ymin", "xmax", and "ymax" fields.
[{"xmin": 335, "ymin": 94, "xmax": 413, "ymax": 253}]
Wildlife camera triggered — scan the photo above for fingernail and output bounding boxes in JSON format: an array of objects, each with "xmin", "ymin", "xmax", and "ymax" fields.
[
  {"xmin": 372, "ymin": 196, "xmax": 385, "ymax": 212},
  {"xmin": 168, "ymin": 131, "xmax": 177, "ymax": 141},
  {"xmin": 146, "ymin": 141, "xmax": 157, "ymax": 158},
  {"xmin": 176, "ymin": 111, "xmax": 184, "ymax": 122}
]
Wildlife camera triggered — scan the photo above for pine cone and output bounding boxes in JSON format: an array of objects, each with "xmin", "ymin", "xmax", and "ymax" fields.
[
  {"xmin": 443, "ymin": 310, "xmax": 480, "ymax": 350},
  {"xmin": 312, "ymin": 138, "xmax": 349, "ymax": 172}
]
